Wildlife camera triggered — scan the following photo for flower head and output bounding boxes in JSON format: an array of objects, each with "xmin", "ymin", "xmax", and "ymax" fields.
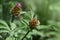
[
  {"xmin": 29, "ymin": 18, "xmax": 40, "ymax": 29},
  {"xmin": 12, "ymin": 2, "xmax": 22, "ymax": 16}
]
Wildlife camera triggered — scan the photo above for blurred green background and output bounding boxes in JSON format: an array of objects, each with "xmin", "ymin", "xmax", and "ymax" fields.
[{"xmin": 0, "ymin": 0, "xmax": 60, "ymax": 40}]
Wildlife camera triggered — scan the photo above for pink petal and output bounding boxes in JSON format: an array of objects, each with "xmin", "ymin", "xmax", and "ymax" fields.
[{"xmin": 16, "ymin": 2, "xmax": 21, "ymax": 8}]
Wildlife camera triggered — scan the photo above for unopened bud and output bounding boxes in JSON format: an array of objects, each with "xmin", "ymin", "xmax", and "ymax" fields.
[{"xmin": 29, "ymin": 18, "xmax": 40, "ymax": 29}]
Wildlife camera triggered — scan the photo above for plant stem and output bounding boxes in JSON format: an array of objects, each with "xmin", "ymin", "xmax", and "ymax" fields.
[
  {"xmin": 2, "ymin": 0, "xmax": 12, "ymax": 30},
  {"xmin": 21, "ymin": 29, "xmax": 32, "ymax": 40},
  {"xmin": 11, "ymin": 15, "xmax": 15, "ymax": 22}
]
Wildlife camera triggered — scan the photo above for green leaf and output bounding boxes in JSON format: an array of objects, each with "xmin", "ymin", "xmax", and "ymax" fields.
[{"xmin": 6, "ymin": 36, "xmax": 15, "ymax": 40}]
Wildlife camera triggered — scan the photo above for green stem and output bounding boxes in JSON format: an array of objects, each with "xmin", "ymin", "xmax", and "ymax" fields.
[
  {"xmin": 2, "ymin": 0, "xmax": 12, "ymax": 30},
  {"xmin": 11, "ymin": 15, "xmax": 15, "ymax": 22},
  {"xmin": 21, "ymin": 29, "xmax": 32, "ymax": 40}
]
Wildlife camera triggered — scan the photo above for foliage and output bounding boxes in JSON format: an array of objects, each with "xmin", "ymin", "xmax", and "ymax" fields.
[{"xmin": 0, "ymin": 0, "xmax": 60, "ymax": 40}]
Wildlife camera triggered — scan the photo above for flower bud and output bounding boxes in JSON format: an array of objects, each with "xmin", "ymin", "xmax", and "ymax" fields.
[
  {"xmin": 12, "ymin": 3, "xmax": 22, "ymax": 16},
  {"xmin": 29, "ymin": 18, "xmax": 40, "ymax": 29}
]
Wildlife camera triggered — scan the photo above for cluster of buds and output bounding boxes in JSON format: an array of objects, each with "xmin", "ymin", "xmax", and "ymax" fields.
[
  {"xmin": 12, "ymin": 2, "xmax": 22, "ymax": 16},
  {"xmin": 29, "ymin": 18, "xmax": 40, "ymax": 29}
]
